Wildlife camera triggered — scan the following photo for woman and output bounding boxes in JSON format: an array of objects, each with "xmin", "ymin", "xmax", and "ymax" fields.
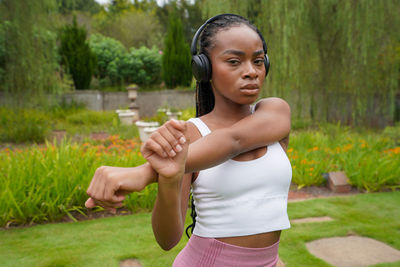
[{"xmin": 86, "ymin": 14, "xmax": 291, "ymax": 266}]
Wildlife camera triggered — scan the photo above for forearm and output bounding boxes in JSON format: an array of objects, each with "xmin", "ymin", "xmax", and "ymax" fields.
[{"xmin": 151, "ymin": 176, "xmax": 184, "ymax": 250}]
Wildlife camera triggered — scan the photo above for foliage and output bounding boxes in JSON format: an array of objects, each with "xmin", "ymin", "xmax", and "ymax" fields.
[
  {"xmin": 0, "ymin": 138, "xmax": 147, "ymax": 227},
  {"xmin": 162, "ymin": 13, "xmax": 192, "ymax": 88},
  {"xmin": 0, "ymin": 23, "xmax": 6, "ymax": 83},
  {"xmin": 288, "ymin": 124, "xmax": 400, "ymax": 191},
  {"xmin": 120, "ymin": 46, "xmax": 162, "ymax": 87},
  {"xmin": 0, "ymin": 0, "xmax": 61, "ymax": 105},
  {"xmin": 91, "ymin": 6, "xmax": 163, "ymax": 49},
  {"xmin": 1, "ymin": 112, "xmax": 399, "ymax": 226},
  {"xmin": 58, "ymin": 16, "xmax": 97, "ymax": 89},
  {"xmin": 202, "ymin": 0, "xmax": 400, "ymax": 127},
  {"xmin": 65, "ymin": 110, "xmax": 116, "ymax": 125},
  {"xmin": 56, "ymin": 0, "xmax": 102, "ymax": 14},
  {"xmin": 89, "ymin": 33, "xmax": 127, "ymax": 85},
  {"xmin": 0, "ymin": 108, "xmax": 50, "ymax": 143},
  {"xmin": 155, "ymin": 0, "xmax": 204, "ymax": 44},
  {"xmin": 89, "ymin": 34, "xmax": 162, "ymax": 87}
]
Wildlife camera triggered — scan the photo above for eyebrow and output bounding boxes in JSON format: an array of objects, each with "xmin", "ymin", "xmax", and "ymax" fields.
[{"xmin": 222, "ymin": 49, "xmax": 264, "ymax": 56}]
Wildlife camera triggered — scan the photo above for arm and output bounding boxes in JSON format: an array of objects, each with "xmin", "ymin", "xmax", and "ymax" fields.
[{"xmin": 185, "ymin": 97, "xmax": 291, "ymax": 172}]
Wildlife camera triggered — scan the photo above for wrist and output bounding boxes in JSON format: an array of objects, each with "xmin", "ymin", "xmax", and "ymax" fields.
[
  {"xmin": 157, "ymin": 173, "xmax": 183, "ymax": 187},
  {"xmin": 139, "ymin": 162, "xmax": 158, "ymax": 185}
]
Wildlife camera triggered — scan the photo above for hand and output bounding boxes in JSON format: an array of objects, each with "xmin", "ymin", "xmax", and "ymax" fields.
[
  {"xmin": 141, "ymin": 119, "xmax": 189, "ymax": 180},
  {"xmin": 141, "ymin": 119, "xmax": 187, "ymax": 159},
  {"xmin": 85, "ymin": 166, "xmax": 149, "ymax": 213}
]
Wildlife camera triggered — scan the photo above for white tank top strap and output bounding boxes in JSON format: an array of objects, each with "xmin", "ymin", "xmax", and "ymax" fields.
[
  {"xmin": 187, "ymin": 118, "xmax": 211, "ymax": 137},
  {"xmin": 250, "ymin": 104, "xmax": 256, "ymax": 114}
]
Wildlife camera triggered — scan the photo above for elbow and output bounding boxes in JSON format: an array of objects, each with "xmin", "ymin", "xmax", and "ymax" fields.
[
  {"xmin": 230, "ymin": 130, "xmax": 243, "ymax": 157},
  {"xmin": 156, "ymin": 237, "xmax": 180, "ymax": 251}
]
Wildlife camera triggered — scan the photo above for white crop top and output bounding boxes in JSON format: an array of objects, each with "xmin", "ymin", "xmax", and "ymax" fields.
[{"xmin": 187, "ymin": 117, "xmax": 292, "ymax": 238}]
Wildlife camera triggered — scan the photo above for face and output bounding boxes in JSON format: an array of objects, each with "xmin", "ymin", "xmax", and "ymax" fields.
[{"xmin": 209, "ymin": 25, "xmax": 266, "ymax": 105}]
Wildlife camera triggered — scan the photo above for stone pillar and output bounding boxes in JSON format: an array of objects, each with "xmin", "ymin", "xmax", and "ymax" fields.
[{"xmin": 127, "ymin": 85, "xmax": 139, "ymax": 121}]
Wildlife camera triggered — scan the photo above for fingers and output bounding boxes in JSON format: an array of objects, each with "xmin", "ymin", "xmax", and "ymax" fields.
[
  {"xmin": 86, "ymin": 166, "xmax": 126, "ymax": 212},
  {"xmin": 142, "ymin": 120, "xmax": 187, "ymax": 158}
]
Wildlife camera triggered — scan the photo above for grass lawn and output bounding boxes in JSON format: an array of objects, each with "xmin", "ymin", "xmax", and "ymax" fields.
[{"xmin": 1, "ymin": 191, "xmax": 399, "ymax": 267}]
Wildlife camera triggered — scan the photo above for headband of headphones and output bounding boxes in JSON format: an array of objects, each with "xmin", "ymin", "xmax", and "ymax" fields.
[
  {"xmin": 190, "ymin": 13, "xmax": 270, "ymax": 82},
  {"xmin": 190, "ymin": 13, "xmax": 268, "ymax": 56}
]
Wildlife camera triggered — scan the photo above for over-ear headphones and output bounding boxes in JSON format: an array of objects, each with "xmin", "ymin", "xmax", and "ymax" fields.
[{"xmin": 191, "ymin": 13, "xmax": 270, "ymax": 82}]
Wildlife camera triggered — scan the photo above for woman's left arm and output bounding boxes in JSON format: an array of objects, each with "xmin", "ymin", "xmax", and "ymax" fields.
[{"xmin": 185, "ymin": 97, "xmax": 290, "ymax": 172}]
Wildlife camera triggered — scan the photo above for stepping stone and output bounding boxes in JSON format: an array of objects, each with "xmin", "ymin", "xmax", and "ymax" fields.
[
  {"xmin": 292, "ymin": 216, "xmax": 333, "ymax": 224},
  {"xmin": 120, "ymin": 259, "xmax": 142, "ymax": 267},
  {"xmin": 306, "ymin": 236, "xmax": 400, "ymax": 267}
]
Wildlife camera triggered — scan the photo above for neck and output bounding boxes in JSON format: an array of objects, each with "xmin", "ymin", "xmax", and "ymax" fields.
[{"xmin": 207, "ymin": 97, "xmax": 252, "ymax": 127}]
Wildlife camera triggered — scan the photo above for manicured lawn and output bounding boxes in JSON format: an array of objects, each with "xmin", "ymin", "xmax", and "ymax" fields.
[{"xmin": 1, "ymin": 191, "xmax": 399, "ymax": 266}]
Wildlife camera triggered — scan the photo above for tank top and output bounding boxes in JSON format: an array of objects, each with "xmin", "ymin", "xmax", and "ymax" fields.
[{"xmin": 187, "ymin": 117, "xmax": 292, "ymax": 238}]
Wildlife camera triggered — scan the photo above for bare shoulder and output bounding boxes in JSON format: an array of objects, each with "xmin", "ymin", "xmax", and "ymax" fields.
[{"xmin": 254, "ymin": 97, "xmax": 291, "ymax": 114}]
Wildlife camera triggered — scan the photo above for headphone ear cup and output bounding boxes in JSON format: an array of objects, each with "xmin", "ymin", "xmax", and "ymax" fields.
[
  {"xmin": 264, "ymin": 54, "xmax": 270, "ymax": 77},
  {"xmin": 192, "ymin": 54, "xmax": 211, "ymax": 82}
]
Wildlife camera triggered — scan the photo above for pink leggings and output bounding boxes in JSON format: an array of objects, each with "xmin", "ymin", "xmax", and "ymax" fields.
[{"xmin": 173, "ymin": 234, "xmax": 280, "ymax": 267}]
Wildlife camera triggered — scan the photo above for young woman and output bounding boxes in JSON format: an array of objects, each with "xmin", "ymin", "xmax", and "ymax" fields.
[{"xmin": 86, "ymin": 14, "xmax": 291, "ymax": 266}]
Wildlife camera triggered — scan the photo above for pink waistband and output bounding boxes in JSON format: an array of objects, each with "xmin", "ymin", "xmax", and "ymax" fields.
[{"xmin": 173, "ymin": 234, "xmax": 280, "ymax": 267}]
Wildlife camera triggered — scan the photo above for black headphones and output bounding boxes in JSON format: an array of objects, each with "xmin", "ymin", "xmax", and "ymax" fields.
[{"xmin": 191, "ymin": 13, "xmax": 270, "ymax": 82}]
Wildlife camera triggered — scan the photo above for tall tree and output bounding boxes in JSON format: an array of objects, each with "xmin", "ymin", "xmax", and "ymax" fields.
[
  {"xmin": 0, "ymin": 0, "xmax": 60, "ymax": 106},
  {"xmin": 162, "ymin": 13, "xmax": 192, "ymax": 88},
  {"xmin": 202, "ymin": 0, "xmax": 400, "ymax": 127},
  {"xmin": 59, "ymin": 16, "xmax": 97, "ymax": 89},
  {"xmin": 156, "ymin": 0, "xmax": 204, "ymax": 44}
]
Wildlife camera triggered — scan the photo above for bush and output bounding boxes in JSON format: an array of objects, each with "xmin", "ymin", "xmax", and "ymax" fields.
[
  {"xmin": 0, "ymin": 108, "xmax": 50, "ymax": 143},
  {"xmin": 65, "ymin": 110, "xmax": 116, "ymax": 125},
  {"xmin": 89, "ymin": 34, "xmax": 162, "ymax": 88},
  {"xmin": 89, "ymin": 33, "xmax": 126, "ymax": 86},
  {"xmin": 162, "ymin": 13, "xmax": 192, "ymax": 88},
  {"xmin": 120, "ymin": 46, "xmax": 161, "ymax": 87}
]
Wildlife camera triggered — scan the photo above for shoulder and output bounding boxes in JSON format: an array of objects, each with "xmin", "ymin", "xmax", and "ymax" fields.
[{"xmin": 254, "ymin": 97, "xmax": 291, "ymax": 114}]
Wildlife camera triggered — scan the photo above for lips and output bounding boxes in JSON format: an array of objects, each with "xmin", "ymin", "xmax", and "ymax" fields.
[
  {"xmin": 240, "ymin": 84, "xmax": 259, "ymax": 95},
  {"xmin": 241, "ymin": 84, "xmax": 259, "ymax": 89}
]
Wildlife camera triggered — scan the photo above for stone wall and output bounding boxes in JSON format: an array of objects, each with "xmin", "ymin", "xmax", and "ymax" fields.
[{"xmin": 62, "ymin": 89, "xmax": 195, "ymax": 118}]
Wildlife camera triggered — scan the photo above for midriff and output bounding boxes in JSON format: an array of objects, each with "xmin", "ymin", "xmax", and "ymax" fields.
[{"xmin": 216, "ymin": 230, "xmax": 281, "ymax": 248}]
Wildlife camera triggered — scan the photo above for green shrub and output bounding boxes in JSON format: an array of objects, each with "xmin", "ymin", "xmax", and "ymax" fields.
[
  {"xmin": 162, "ymin": 13, "xmax": 192, "ymax": 88},
  {"xmin": 120, "ymin": 46, "xmax": 162, "ymax": 87},
  {"xmin": 89, "ymin": 33, "xmax": 126, "ymax": 86},
  {"xmin": 58, "ymin": 16, "xmax": 97, "ymax": 90},
  {"xmin": 65, "ymin": 110, "xmax": 116, "ymax": 125},
  {"xmin": 0, "ymin": 108, "xmax": 50, "ymax": 143},
  {"xmin": 383, "ymin": 124, "xmax": 400, "ymax": 144}
]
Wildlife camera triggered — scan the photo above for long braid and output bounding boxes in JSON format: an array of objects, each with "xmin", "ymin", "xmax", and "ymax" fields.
[{"xmin": 185, "ymin": 14, "xmax": 261, "ymax": 238}]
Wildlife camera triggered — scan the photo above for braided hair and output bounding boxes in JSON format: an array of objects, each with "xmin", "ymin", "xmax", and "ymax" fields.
[{"xmin": 185, "ymin": 15, "xmax": 264, "ymax": 238}]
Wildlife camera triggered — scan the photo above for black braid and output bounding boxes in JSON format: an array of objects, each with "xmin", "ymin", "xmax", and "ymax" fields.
[{"xmin": 185, "ymin": 14, "xmax": 262, "ymax": 238}]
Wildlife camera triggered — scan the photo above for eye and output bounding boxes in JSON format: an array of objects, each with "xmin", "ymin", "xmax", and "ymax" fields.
[
  {"xmin": 227, "ymin": 59, "xmax": 240, "ymax": 66},
  {"xmin": 254, "ymin": 58, "xmax": 264, "ymax": 66}
]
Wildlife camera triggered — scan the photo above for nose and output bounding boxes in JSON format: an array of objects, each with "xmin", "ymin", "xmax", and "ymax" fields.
[{"xmin": 243, "ymin": 61, "xmax": 258, "ymax": 79}]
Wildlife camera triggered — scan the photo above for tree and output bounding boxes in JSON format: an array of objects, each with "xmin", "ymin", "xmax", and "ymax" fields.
[
  {"xmin": 59, "ymin": 16, "xmax": 97, "ymax": 89},
  {"xmin": 156, "ymin": 0, "xmax": 204, "ymax": 44},
  {"xmin": 162, "ymin": 13, "xmax": 192, "ymax": 88},
  {"xmin": 56, "ymin": 0, "xmax": 102, "ymax": 14},
  {"xmin": 0, "ymin": 0, "xmax": 60, "ymax": 106}
]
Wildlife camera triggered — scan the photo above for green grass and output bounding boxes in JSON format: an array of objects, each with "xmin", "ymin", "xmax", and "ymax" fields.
[
  {"xmin": 0, "ymin": 192, "xmax": 399, "ymax": 266},
  {"xmin": 0, "ymin": 212, "xmax": 188, "ymax": 267}
]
